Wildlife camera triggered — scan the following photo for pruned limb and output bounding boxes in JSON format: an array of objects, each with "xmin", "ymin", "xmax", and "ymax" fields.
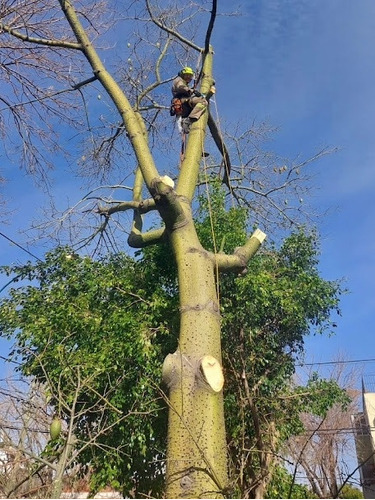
[
  {"xmin": 150, "ymin": 176, "xmax": 190, "ymax": 230},
  {"xmin": 199, "ymin": 355, "xmax": 224, "ymax": 393},
  {"xmin": 128, "ymin": 219, "xmax": 166, "ymax": 248},
  {"xmin": 127, "ymin": 172, "xmax": 177, "ymax": 248},
  {"xmin": 96, "ymin": 198, "xmax": 156, "ymax": 217},
  {"xmin": 213, "ymin": 228, "xmax": 266, "ymax": 273},
  {"xmin": 127, "ymin": 168, "xmax": 164, "ymax": 248},
  {"xmin": 208, "ymin": 112, "xmax": 231, "ymax": 187},
  {"xmin": 128, "ymin": 174, "xmax": 190, "ymax": 247}
]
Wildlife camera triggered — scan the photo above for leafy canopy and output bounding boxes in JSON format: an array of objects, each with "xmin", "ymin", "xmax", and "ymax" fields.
[
  {"xmin": 0, "ymin": 186, "xmax": 347, "ymax": 497},
  {"xmin": 0, "ymin": 249, "xmax": 174, "ymax": 496}
]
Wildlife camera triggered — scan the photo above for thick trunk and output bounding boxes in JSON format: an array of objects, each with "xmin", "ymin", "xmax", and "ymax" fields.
[{"xmin": 163, "ymin": 217, "xmax": 228, "ymax": 498}]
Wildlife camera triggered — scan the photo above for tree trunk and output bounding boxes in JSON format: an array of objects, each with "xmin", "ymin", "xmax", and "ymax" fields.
[
  {"xmin": 163, "ymin": 211, "xmax": 228, "ymax": 498},
  {"xmin": 51, "ymin": 436, "xmax": 75, "ymax": 499}
]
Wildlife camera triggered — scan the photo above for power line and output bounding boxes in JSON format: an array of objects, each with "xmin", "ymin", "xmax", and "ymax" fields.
[
  {"xmin": 0, "ymin": 231, "xmax": 43, "ymax": 295},
  {"xmin": 299, "ymin": 358, "xmax": 375, "ymax": 367},
  {"xmin": 0, "ymin": 231, "xmax": 42, "ymax": 262}
]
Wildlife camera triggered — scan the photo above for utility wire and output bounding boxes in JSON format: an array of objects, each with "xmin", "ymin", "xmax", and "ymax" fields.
[
  {"xmin": 0, "ymin": 231, "xmax": 43, "ymax": 295},
  {"xmin": 299, "ymin": 358, "xmax": 375, "ymax": 367},
  {"xmin": 0, "ymin": 230, "xmax": 42, "ymax": 262}
]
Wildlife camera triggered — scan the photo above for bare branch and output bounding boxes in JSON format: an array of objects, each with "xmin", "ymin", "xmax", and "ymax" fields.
[
  {"xmin": 0, "ymin": 22, "xmax": 82, "ymax": 49},
  {"xmin": 145, "ymin": 0, "xmax": 202, "ymax": 53}
]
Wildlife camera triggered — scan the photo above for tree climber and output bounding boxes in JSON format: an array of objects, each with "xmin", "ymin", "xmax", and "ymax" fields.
[{"xmin": 171, "ymin": 66, "xmax": 208, "ymax": 134}]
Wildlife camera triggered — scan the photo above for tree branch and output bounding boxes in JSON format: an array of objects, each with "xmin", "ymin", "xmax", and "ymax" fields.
[
  {"xmin": 58, "ymin": 0, "xmax": 160, "ymax": 188},
  {"xmin": 126, "ymin": 167, "xmax": 165, "ymax": 248},
  {"xmin": 145, "ymin": 0, "xmax": 202, "ymax": 53},
  {"xmin": 214, "ymin": 229, "xmax": 266, "ymax": 273},
  {"xmin": 195, "ymin": 0, "xmax": 217, "ymax": 88},
  {"xmin": 0, "ymin": 22, "xmax": 82, "ymax": 50},
  {"xmin": 136, "ymin": 36, "xmax": 173, "ymax": 109},
  {"xmin": 96, "ymin": 198, "xmax": 156, "ymax": 217},
  {"xmin": 207, "ymin": 112, "xmax": 231, "ymax": 187}
]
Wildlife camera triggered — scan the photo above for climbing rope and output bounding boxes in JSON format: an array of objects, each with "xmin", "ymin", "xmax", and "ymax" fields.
[{"xmin": 200, "ymin": 133, "xmax": 221, "ymax": 301}]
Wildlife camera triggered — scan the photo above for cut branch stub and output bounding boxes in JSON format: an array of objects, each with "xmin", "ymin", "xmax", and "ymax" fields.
[
  {"xmin": 150, "ymin": 175, "xmax": 175, "ymax": 197},
  {"xmin": 150, "ymin": 176, "xmax": 189, "ymax": 230},
  {"xmin": 162, "ymin": 352, "xmax": 186, "ymax": 389},
  {"xmin": 158, "ymin": 175, "xmax": 175, "ymax": 189},
  {"xmin": 199, "ymin": 355, "xmax": 224, "ymax": 393}
]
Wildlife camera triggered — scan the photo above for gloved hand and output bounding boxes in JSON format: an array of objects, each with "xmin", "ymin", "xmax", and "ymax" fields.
[{"xmin": 193, "ymin": 90, "xmax": 202, "ymax": 97}]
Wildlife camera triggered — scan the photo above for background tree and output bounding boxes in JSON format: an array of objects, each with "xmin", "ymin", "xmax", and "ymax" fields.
[
  {"xmin": 338, "ymin": 484, "xmax": 364, "ymax": 499},
  {"xmin": 195, "ymin": 185, "xmax": 349, "ymax": 498},
  {"xmin": 0, "ymin": 250, "xmax": 173, "ymax": 497},
  {"xmin": 0, "ymin": 380, "xmax": 52, "ymax": 498},
  {"xmin": 0, "ymin": 374, "xmax": 143, "ymax": 499},
  {"xmin": 286, "ymin": 364, "xmax": 361, "ymax": 499}
]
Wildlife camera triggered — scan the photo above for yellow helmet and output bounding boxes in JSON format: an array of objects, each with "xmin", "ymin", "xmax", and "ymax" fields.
[{"xmin": 181, "ymin": 66, "xmax": 194, "ymax": 76}]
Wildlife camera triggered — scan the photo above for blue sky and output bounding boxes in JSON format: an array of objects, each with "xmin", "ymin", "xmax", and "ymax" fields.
[
  {"xmin": 1, "ymin": 1, "xmax": 375, "ymax": 383},
  {"xmin": 210, "ymin": 1, "xmax": 375, "ymax": 378}
]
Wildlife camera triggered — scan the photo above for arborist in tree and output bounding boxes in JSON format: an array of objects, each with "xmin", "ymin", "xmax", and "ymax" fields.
[{"xmin": 170, "ymin": 66, "xmax": 208, "ymax": 134}]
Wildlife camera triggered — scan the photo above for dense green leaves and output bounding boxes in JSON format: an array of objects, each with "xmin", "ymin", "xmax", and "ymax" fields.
[
  {"xmin": 194, "ymin": 185, "xmax": 348, "ymax": 497},
  {"xmin": 0, "ymin": 187, "xmax": 349, "ymax": 497},
  {"xmin": 0, "ymin": 249, "xmax": 172, "ymax": 497},
  {"xmin": 338, "ymin": 484, "xmax": 364, "ymax": 498},
  {"xmin": 265, "ymin": 465, "xmax": 317, "ymax": 499}
]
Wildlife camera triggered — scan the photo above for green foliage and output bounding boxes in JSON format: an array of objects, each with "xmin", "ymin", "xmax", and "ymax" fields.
[
  {"xmin": 195, "ymin": 184, "xmax": 347, "ymax": 496},
  {"xmin": 196, "ymin": 177, "xmax": 249, "ymax": 254},
  {"xmin": 0, "ymin": 185, "xmax": 348, "ymax": 497},
  {"xmin": 265, "ymin": 465, "xmax": 317, "ymax": 499},
  {"xmin": 298, "ymin": 372, "xmax": 350, "ymax": 417},
  {"xmin": 0, "ymin": 249, "xmax": 172, "ymax": 497},
  {"xmin": 338, "ymin": 484, "xmax": 364, "ymax": 498}
]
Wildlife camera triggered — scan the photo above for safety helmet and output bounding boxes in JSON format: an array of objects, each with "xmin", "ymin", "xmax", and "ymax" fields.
[{"xmin": 180, "ymin": 66, "xmax": 194, "ymax": 76}]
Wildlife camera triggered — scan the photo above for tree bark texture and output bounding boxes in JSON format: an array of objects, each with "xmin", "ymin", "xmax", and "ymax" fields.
[{"xmin": 163, "ymin": 209, "xmax": 228, "ymax": 498}]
